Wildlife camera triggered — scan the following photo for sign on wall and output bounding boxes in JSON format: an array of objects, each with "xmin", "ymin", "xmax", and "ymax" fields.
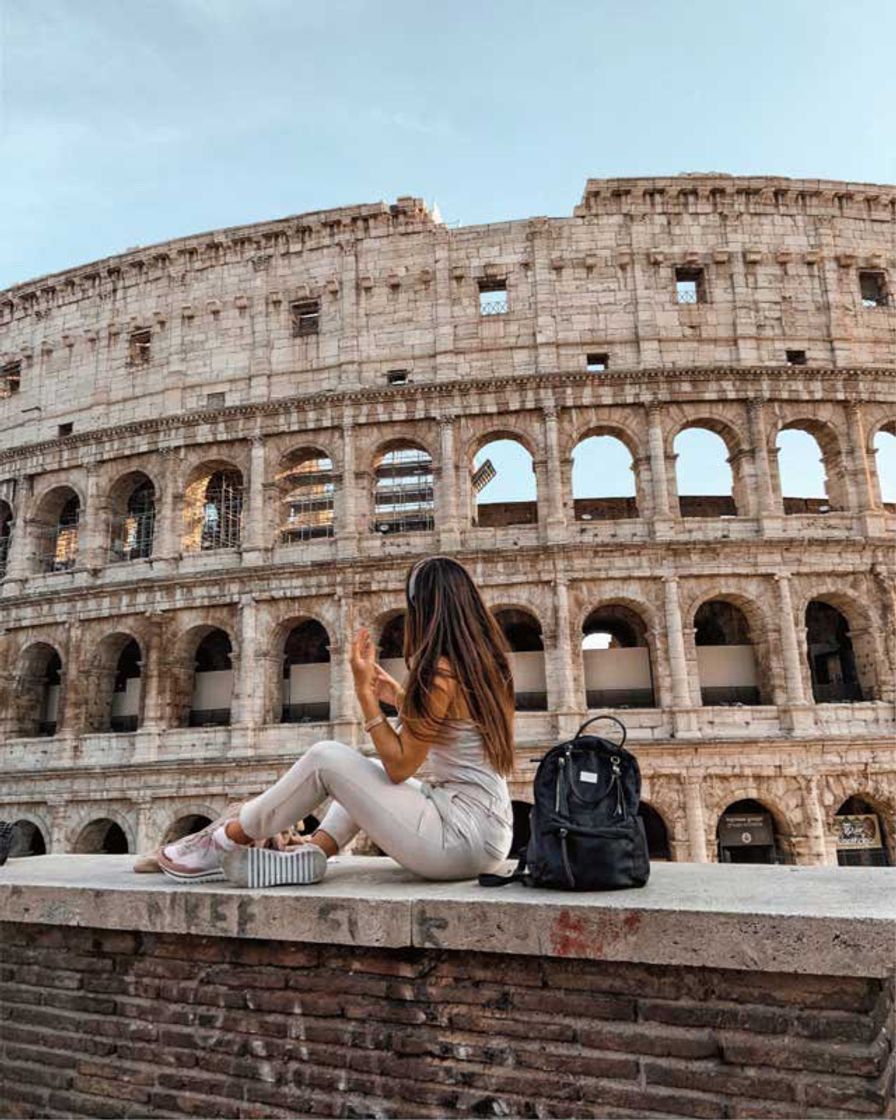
[
  {"xmin": 718, "ymin": 813, "xmax": 774, "ymax": 847},
  {"xmin": 833, "ymin": 814, "xmax": 882, "ymax": 850}
]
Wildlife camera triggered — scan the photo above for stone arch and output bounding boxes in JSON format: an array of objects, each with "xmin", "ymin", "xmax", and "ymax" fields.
[
  {"xmin": 73, "ymin": 814, "xmax": 133, "ymax": 854},
  {"xmin": 571, "ymin": 425, "xmax": 642, "ymax": 521},
  {"xmin": 869, "ymin": 418, "xmax": 896, "ymax": 507},
  {"xmin": 162, "ymin": 808, "xmax": 217, "ymax": 845},
  {"xmin": 182, "ymin": 459, "xmax": 244, "ymax": 553},
  {"xmin": 6, "ymin": 810, "xmax": 49, "ymax": 857},
  {"xmin": 773, "ymin": 417, "xmax": 848, "ymax": 513},
  {"xmin": 471, "ymin": 431, "xmax": 538, "ymax": 529},
  {"xmin": 278, "ymin": 616, "xmax": 332, "ymax": 724},
  {"xmin": 580, "ymin": 601, "xmax": 657, "ymax": 709},
  {"xmin": 10, "ymin": 641, "xmax": 63, "ymax": 737},
  {"xmin": 708, "ymin": 786, "xmax": 799, "ymax": 865},
  {"xmin": 372, "ymin": 439, "xmax": 434, "ymax": 535},
  {"xmin": 802, "ymin": 592, "xmax": 880, "ymax": 703},
  {"xmin": 166, "ymin": 623, "xmax": 236, "ymax": 729},
  {"xmin": 822, "ymin": 778, "xmax": 896, "ymax": 867},
  {"xmin": 276, "ymin": 445, "xmax": 335, "ymax": 544},
  {"xmin": 690, "ymin": 595, "xmax": 769, "ymax": 706},
  {"xmin": 82, "ymin": 630, "xmax": 145, "ymax": 734},
  {"xmin": 0, "ymin": 498, "xmax": 13, "ymax": 579},
  {"xmin": 31, "ymin": 484, "xmax": 82, "ymax": 573},
  {"xmin": 639, "ymin": 802, "xmax": 671, "ymax": 860},
  {"xmin": 109, "ymin": 470, "xmax": 157, "ymax": 562},
  {"xmin": 494, "ymin": 607, "xmax": 546, "ymax": 711},
  {"xmin": 671, "ymin": 416, "xmax": 747, "ymax": 517}
]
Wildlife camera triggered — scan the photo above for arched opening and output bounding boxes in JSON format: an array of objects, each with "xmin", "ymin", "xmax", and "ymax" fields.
[
  {"xmin": 110, "ymin": 473, "xmax": 155, "ymax": 562},
  {"xmin": 873, "ymin": 427, "xmax": 896, "ymax": 508},
  {"xmin": 13, "ymin": 644, "xmax": 62, "ymax": 737},
  {"xmin": 581, "ymin": 605, "xmax": 655, "ymax": 709},
  {"xmin": 183, "ymin": 464, "xmax": 243, "ymax": 552},
  {"xmin": 805, "ymin": 601, "xmax": 868, "ymax": 703},
  {"xmin": 74, "ymin": 818, "xmax": 129, "ymax": 854},
  {"xmin": 277, "ymin": 449, "xmax": 335, "ymax": 543},
  {"xmin": 377, "ymin": 613, "xmax": 407, "ymax": 716},
  {"xmin": 674, "ymin": 428, "xmax": 736, "ymax": 517},
  {"xmin": 834, "ymin": 796, "xmax": 892, "ymax": 868},
  {"xmin": 34, "ymin": 487, "xmax": 81, "ymax": 572},
  {"xmin": 639, "ymin": 803, "xmax": 671, "ymax": 860},
  {"xmin": 694, "ymin": 600, "xmax": 761, "ymax": 706},
  {"xmin": 716, "ymin": 798, "xmax": 787, "ymax": 864},
  {"xmin": 572, "ymin": 434, "xmax": 638, "ymax": 521},
  {"xmin": 282, "ymin": 620, "xmax": 331, "ymax": 723},
  {"xmin": 776, "ymin": 424, "xmax": 843, "ymax": 513},
  {"xmin": 0, "ymin": 499, "xmax": 13, "ymax": 579},
  {"xmin": 110, "ymin": 639, "xmax": 142, "ymax": 732},
  {"xmin": 9, "ymin": 820, "xmax": 47, "ymax": 857},
  {"xmin": 163, "ymin": 814, "xmax": 214, "ymax": 845},
  {"xmin": 373, "ymin": 442, "xmax": 434, "ymax": 534},
  {"xmin": 473, "ymin": 437, "xmax": 537, "ymax": 528},
  {"xmin": 495, "ymin": 608, "xmax": 546, "ymax": 711},
  {"xmin": 189, "ymin": 629, "xmax": 233, "ymax": 726}
]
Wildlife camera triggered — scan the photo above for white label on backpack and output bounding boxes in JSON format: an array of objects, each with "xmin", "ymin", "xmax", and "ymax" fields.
[{"xmin": 579, "ymin": 770, "xmax": 598, "ymax": 783}]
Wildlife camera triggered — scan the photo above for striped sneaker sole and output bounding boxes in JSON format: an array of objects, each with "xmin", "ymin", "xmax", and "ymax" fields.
[
  {"xmin": 222, "ymin": 845, "xmax": 327, "ymax": 889},
  {"xmin": 158, "ymin": 864, "xmax": 226, "ymax": 883}
]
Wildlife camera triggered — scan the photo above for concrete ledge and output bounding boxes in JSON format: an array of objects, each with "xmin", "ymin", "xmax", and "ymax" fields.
[{"xmin": 1, "ymin": 855, "xmax": 894, "ymax": 979}]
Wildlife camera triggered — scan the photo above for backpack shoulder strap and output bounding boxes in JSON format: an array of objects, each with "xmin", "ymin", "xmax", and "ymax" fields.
[{"xmin": 478, "ymin": 853, "xmax": 529, "ymax": 888}]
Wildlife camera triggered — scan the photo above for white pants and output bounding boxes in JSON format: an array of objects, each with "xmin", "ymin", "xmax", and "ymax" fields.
[{"xmin": 239, "ymin": 740, "xmax": 513, "ymax": 881}]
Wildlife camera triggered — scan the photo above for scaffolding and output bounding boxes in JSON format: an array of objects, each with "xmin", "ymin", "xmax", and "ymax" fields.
[
  {"xmin": 374, "ymin": 446, "xmax": 434, "ymax": 534},
  {"xmin": 199, "ymin": 471, "xmax": 243, "ymax": 550},
  {"xmin": 279, "ymin": 456, "xmax": 334, "ymax": 543},
  {"xmin": 38, "ymin": 498, "xmax": 80, "ymax": 573},
  {"xmin": 110, "ymin": 480, "xmax": 156, "ymax": 562}
]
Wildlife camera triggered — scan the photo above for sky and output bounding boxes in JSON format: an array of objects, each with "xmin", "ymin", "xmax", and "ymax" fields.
[{"xmin": 1, "ymin": 0, "xmax": 894, "ymax": 497}]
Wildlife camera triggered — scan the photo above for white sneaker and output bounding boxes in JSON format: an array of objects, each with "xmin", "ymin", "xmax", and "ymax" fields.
[
  {"xmin": 221, "ymin": 844, "xmax": 328, "ymax": 888},
  {"xmin": 157, "ymin": 828, "xmax": 228, "ymax": 882}
]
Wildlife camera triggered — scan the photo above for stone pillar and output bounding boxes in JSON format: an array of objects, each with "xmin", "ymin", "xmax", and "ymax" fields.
[
  {"xmin": 337, "ymin": 420, "xmax": 358, "ymax": 559},
  {"xmin": 846, "ymin": 402, "xmax": 884, "ymax": 533},
  {"xmin": 82, "ymin": 464, "xmax": 109, "ymax": 572},
  {"xmin": 747, "ymin": 399, "xmax": 779, "ymax": 519},
  {"xmin": 135, "ymin": 798, "xmax": 156, "ymax": 855},
  {"xmin": 57, "ymin": 619, "xmax": 83, "ymax": 736},
  {"xmin": 48, "ymin": 798, "xmax": 69, "ymax": 854},
  {"xmin": 241, "ymin": 435, "xmax": 268, "ymax": 562},
  {"xmin": 152, "ymin": 450, "xmax": 179, "ymax": 562},
  {"xmin": 438, "ymin": 415, "xmax": 461, "ymax": 550},
  {"xmin": 551, "ymin": 578, "xmax": 578, "ymax": 731},
  {"xmin": 140, "ymin": 615, "xmax": 167, "ymax": 730},
  {"xmin": 775, "ymin": 574, "xmax": 814, "ymax": 733},
  {"xmin": 800, "ymin": 775, "xmax": 834, "ymax": 866},
  {"xmin": 663, "ymin": 577, "xmax": 699, "ymax": 736},
  {"xmin": 542, "ymin": 406, "xmax": 566, "ymax": 542},
  {"xmin": 330, "ymin": 589, "xmax": 357, "ymax": 742},
  {"xmin": 233, "ymin": 596, "xmax": 263, "ymax": 729},
  {"xmin": 684, "ymin": 777, "xmax": 709, "ymax": 863},
  {"xmin": 2, "ymin": 474, "xmax": 32, "ymax": 592},
  {"xmin": 647, "ymin": 405, "xmax": 673, "ymax": 527}
]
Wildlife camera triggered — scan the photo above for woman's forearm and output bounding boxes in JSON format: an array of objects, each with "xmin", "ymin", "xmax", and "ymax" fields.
[{"xmin": 356, "ymin": 687, "xmax": 409, "ymax": 780}]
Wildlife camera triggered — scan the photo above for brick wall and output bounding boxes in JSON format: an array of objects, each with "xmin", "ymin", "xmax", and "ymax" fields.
[{"xmin": 0, "ymin": 923, "xmax": 893, "ymax": 1119}]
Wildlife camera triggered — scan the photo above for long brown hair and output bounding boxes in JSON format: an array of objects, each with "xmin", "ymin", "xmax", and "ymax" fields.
[{"xmin": 399, "ymin": 556, "xmax": 515, "ymax": 776}]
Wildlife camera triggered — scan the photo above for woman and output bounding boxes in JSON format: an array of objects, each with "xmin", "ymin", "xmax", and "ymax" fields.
[{"xmin": 157, "ymin": 556, "xmax": 516, "ymax": 886}]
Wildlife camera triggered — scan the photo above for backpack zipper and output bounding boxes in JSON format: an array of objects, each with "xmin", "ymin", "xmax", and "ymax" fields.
[
  {"xmin": 610, "ymin": 755, "xmax": 625, "ymax": 818},
  {"xmin": 558, "ymin": 827, "xmax": 575, "ymax": 887}
]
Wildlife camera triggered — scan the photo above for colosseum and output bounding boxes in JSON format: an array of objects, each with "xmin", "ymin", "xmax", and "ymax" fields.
[{"xmin": 0, "ymin": 173, "xmax": 894, "ymax": 869}]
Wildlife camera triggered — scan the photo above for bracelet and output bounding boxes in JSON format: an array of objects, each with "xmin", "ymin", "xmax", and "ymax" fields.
[{"xmin": 364, "ymin": 714, "xmax": 386, "ymax": 733}]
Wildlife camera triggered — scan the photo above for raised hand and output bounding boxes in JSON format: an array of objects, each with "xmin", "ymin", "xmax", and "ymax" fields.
[{"xmin": 350, "ymin": 627, "xmax": 378, "ymax": 698}]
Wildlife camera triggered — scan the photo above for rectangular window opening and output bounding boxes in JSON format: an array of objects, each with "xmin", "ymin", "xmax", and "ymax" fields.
[
  {"xmin": 859, "ymin": 270, "xmax": 888, "ymax": 308},
  {"xmin": 1, "ymin": 360, "xmax": 21, "ymax": 397},
  {"xmin": 386, "ymin": 369, "xmax": 410, "ymax": 385},
  {"xmin": 291, "ymin": 298, "xmax": 321, "ymax": 337},
  {"xmin": 128, "ymin": 328, "xmax": 152, "ymax": 366},
  {"xmin": 674, "ymin": 266, "xmax": 705, "ymax": 304},
  {"xmin": 58, "ymin": 422, "xmax": 73, "ymax": 438},
  {"xmin": 786, "ymin": 349, "xmax": 808, "ymax": 366},
  {"xmin": 586, "ymin": 352, "xmax": 609, "ymax": 373},
  {"xmin": 478, "ymin": 278, "xmax": 508, "ymax": 316},
  {"xmin": 206, "ymin": 392, "xmax": 226, "ymax": 408}
]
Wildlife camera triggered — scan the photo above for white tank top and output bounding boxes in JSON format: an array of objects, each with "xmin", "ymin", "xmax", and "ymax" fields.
[{"xmin": 415, "ymin": 717, "xmax": 514, "ymax": 828}]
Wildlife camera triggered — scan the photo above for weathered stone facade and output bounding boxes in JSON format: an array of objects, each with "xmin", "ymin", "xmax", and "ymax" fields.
[{"xmin": 0, "ymin": 174, "xmax": 894, "ymax": 864}]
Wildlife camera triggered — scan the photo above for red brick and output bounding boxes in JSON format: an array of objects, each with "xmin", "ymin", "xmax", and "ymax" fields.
[
  {"xmin": 720, "ymin": 1030, "xmax": 891, "ymax": 1077},
  {"xmin": 644, "ymin": 1057, "xmax": 797, "ymax": 1102}
]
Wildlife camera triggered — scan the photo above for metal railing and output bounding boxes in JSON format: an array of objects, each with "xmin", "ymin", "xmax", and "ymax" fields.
[
  {"xmin": 281, "ymin": 703, "xmax": 331, "ymax": 724},
  {"xmin": 586, "ymin": 688, "xmax": 656, "ymax": 709},
  {"xmin": 700, "ymin": 686, "xmax": 762, "ymax": 706},
  {"xmin": 188, "ymin": 708, "xmax": 232, "ymax": 727},
  {"xmin": 479, "ymin": 296, "xmax": 508, "ymax": 316}
]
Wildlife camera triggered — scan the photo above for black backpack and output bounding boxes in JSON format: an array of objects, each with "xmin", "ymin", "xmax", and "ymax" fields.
[{"xmin": 479, "ymin": 715, "xmax": 650, "ymax": 891}]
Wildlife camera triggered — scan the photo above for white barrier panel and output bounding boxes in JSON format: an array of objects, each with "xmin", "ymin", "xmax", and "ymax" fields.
[
  {"xmin": 697, "ymin": 645, "xmax": 758, "ymax": 687},
  {"xmin": 583, "ymin": 647, "xmax": 652, "ymax": 689}
]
